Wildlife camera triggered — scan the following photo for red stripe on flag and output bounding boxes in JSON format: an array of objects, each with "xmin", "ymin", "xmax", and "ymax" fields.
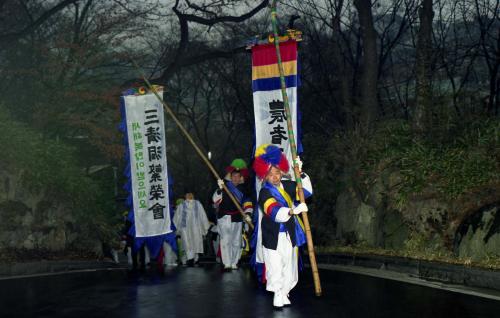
[{"xmin": 252, "ymin": 40, "xmax": 297, "ymax": 67}]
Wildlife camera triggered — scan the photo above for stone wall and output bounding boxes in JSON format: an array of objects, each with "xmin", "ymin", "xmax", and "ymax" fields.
[
  {"xmin": 0, "ymin": 169, "xmax": 102, "ymax": 256},
  {"xmin": 334, "ymin": 169, "xmax": 500, "ymax": 261},
  {"xmin": 457, "ymin": 205, "xmax": 500, "ymax": 261}
]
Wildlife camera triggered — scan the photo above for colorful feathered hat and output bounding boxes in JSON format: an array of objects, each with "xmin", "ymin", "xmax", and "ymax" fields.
[
  {"xmin": 225, "ymin": 158, "xmax": 249, "ymax": 179},
  {"xmin": 253, "ymin": 144, "xmax": 289, "ymax": 179}
]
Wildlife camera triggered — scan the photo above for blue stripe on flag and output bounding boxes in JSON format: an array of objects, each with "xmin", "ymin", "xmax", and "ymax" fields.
[{"xmin": 252, "ymin": 75, "xmax": 298, "ymax": 92}]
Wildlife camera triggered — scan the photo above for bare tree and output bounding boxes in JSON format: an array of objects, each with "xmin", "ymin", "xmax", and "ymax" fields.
[
  {"xmin": 285, "ymin": 0, "xmax": 360, "ymax": 129},
  {"xmin": 353, "ymin": 0, "xmax": 379, "ymax": 126},
  {"xmin": 432, "ymin": 0, "xmax": 478, "ymax": 116},
  {"xmin": 473, "ymin": 0, "xmax": 500, "ymax": 114},
  {"xmin": 154, "ymin": 0, "xmax": 269, "ymax": 83},
  {"xmin": 413, "ymin": 0, "xmax": 434, "ymax": 135},
  {"xmin": 0, "ymin": 0, "xmax": 81, "ymax": 45}
]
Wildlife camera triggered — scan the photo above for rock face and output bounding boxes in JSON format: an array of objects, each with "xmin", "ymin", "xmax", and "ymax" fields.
[
  {"xmin": 334, "ymin": 168, "xmax": 500, "ymax": 260},
  {"xmin": 0, "ymin": 169, "xmax": 102, "ymax": 256},
  {"xmin": 457, "ymin": 205, "xmax": 500, "ymax": 261},
  {"xmin": 335, "ymin": 189, "xmax": 362, "ymax": 244},
  {"xmin": 335, "ymin": 188, "xmax": 384, "ymax": 246},
  {"xmin": 382, "ymin": 210, "xmax": 409, "ymax": 250}
]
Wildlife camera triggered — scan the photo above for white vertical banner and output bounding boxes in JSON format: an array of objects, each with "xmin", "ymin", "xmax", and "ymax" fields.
[
  {"xmin": 253, "ymin": 89, "xmax": 298, "ymax": 175},
  {"xmin": 123, "ymin": 92, "xmax": 171, "ymax": 237},
  {"xmin": 252, "ymin": 40, "xmax": 299, "ymax": 176},
  {"xmin": 251, "ymin": 41, "xmax": 300, "ymax": 267}
]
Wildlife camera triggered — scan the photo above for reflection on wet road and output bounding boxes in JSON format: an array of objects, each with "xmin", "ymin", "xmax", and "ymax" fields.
[{"xmin": 1, "ymin": 263, "xmax": 499, "ymax": 317}]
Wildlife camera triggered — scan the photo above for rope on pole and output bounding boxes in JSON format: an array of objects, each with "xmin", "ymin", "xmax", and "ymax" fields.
[{"xmin": 270, "ymin": 0, "xmax": 322, "ymax": 296}]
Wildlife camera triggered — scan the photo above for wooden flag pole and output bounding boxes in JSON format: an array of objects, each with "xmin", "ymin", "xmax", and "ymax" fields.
[
  {"xmin": 129, "ymin": 59, "xmax": 253, "ymax": 231},
  {"xmin": 270, "ymin": 0, "xmax": 322, "ymax": 296}
]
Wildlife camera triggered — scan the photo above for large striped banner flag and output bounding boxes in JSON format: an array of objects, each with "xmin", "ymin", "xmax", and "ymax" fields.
[
  {"xmin": 120, "ymin": 87, "xmax": 173, "ymax": 257},
  {"xmin": 252, "ymin": 40, "xmax": 301, "ymax": 168},
  {"xmin": 251, "ymin": 40, "xmax": 302, "ymax": 283}
]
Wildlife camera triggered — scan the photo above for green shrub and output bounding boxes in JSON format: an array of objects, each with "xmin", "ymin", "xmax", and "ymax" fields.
[{"xmin": 333, "ymin": 117, "xmax": 500, "ymax": 202}]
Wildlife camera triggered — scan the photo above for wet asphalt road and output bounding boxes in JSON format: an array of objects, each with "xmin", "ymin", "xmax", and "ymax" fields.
[{"xmin": 0, "ymin": 263, "xmax": 499, "ymax": 318}]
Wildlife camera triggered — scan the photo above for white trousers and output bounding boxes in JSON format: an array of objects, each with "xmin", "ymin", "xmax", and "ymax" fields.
[
  {"xmin": 163, "ymin": 241, "xmax": 178, "ymax": 266},
  {"xmin": 178, "ymin": 230, "xmax": 202, "ymax": 264},
  {"xmin": 218, "ymin": 215, "xmax": 242, "ymax": 267},
  {"xmin": 211, "ymin": 226, "xmax": 221, "ymax": 263},
  {"xmin": 262, "ymin": 232, "xmax": 298, "ymax": 296}
]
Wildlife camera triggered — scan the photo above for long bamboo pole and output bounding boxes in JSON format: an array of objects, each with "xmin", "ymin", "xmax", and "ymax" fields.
[
  {"xmin": 270, "ymin": 0, "xmax": 322, "ymax": 296},
  {"xmin": 129, "ymin": 59, "xmax": 253, "ymax": 231}
]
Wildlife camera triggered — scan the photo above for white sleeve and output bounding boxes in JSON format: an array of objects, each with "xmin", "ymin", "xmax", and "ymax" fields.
[
  {"xmin": 197, "ymin": 201, "xmax": 210, "ymax": 234},
  {"xmin": 173, "ymin": 206, "xmax": 181, "ymax": 228},
  {"xmin": 212, "ymin": 190, "xmax": 223, "ymax": 206},
  {"xmin": 274, "ymin": 207, "xmax": 292, "ymax": 223}
]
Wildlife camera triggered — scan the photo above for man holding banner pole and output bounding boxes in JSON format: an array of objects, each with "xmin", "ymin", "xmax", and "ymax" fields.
[
  {"xmin": 129, "ymin": 60, "xmax": 255, "ymax": 233},
  {"xmin": 248, "ymin": 0, "xmax": 322, "ymax": 297},
  {"xmin": 253, "ymin": 144, "xmax": 312, "ymax": 308},
  {"xmin": 212, "ymin": 159, "xmax": 253, "ymax": 271}
]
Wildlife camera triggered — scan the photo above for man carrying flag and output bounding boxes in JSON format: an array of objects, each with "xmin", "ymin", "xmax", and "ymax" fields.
[
  {"xmin": 213, "ymin": 159, "xmax": 254, "ymax": 271},
  {"xmin": 253, "ymin": 144, "xmax": 312, "ymax": 308},
  {"xmin": 248, "ymin": 5, "xmax": 322, "ymax": 295}
]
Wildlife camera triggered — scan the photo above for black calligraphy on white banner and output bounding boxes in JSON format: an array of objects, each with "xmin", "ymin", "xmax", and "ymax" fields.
[
  {"xmin": 253, "ymin": 89, "xmax": 298, "ymax": 177},
  {"xmin": 124, "ymin": 93, "xmax": 171, "ymax": 237}
]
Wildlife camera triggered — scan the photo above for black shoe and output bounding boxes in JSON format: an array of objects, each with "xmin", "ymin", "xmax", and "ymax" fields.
[{"xmin": 186, "ymin": 259, "xmax": 194, "ymax": 267}]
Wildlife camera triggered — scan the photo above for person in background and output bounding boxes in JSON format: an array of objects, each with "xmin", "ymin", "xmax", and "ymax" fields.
[
  {"xmin": 122, "ymin": 210, "xmax": 146, "ymax": 272},
  {"xmin": 173, "ymin": 191, "xmax": 210, "ymax": 266}
]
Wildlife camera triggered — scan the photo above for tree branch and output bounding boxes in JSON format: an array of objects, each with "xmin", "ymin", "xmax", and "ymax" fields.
[
  {"xmin": 155, "ymin": 0, "xmax": 268, "ymax": 83},
  {"xmin": 0, "ymin": 0, "xmax": 81, "ymax": 43},
  {"xmin": 177, "ymin": 0, "xmax": 269, "ymax": 26}
]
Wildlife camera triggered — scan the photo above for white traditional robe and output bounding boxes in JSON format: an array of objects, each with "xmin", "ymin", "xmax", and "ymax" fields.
[
  {"xmin": 256, "ymin": 174, "xmax": 313, "ymax": 306},
  {"xmin": 173, "ymin": 199, "xmax": 210, "ymax": 262}
]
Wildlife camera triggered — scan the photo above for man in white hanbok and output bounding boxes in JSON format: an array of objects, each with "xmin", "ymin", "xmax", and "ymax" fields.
[
  {"xmin": 253, "ymin": 144, "xmax": 312, "ymax": 308},
  {"xmin": 173, "ymin": 192, "xmax": 210, "ymax": 266}
]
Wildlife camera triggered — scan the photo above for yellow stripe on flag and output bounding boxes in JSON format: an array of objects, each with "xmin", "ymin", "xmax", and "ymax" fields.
[{"xmin": 252, "ymin": 60, "xmax": 297, "ymax": 81}]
